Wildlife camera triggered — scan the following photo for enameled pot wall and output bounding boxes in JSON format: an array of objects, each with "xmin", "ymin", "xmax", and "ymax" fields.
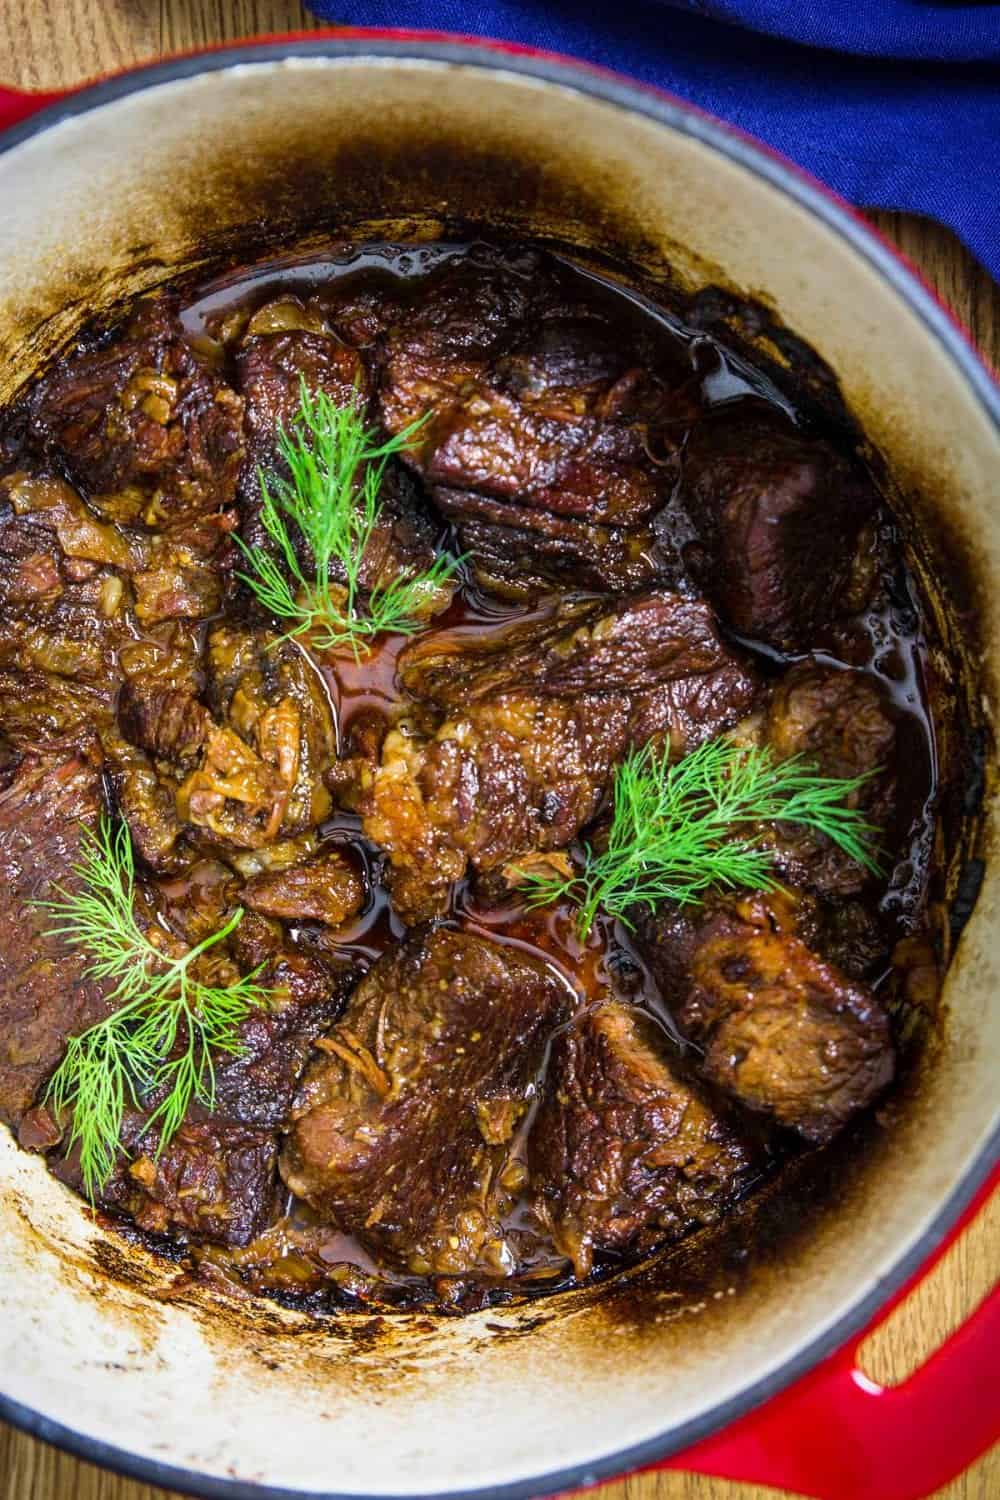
[{"xmin": 0, "ymin": 36, "xmax": 998, "ymax": 1500}]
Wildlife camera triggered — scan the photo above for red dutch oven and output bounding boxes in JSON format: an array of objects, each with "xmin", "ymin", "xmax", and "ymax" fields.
[{"xmin": 0, "ymin": 31, "xmax": 997, "ymax": 1500}]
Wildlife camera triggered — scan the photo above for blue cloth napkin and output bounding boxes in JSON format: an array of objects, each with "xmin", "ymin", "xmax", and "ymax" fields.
[{"xmin": 303, "ymin": 1, "xmax": 1000, "ymax": 281}]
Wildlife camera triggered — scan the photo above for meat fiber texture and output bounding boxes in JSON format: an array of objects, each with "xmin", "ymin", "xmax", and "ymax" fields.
[
  {"xmin": 282, "ymin": 928, "xmax": 571, "ymax": 1277},
  {"xmin": 637, "ymin": 890, "xmax": 895, "ymax": 1144},
  {"xmin": 529, "ymin": 1002, "xmax": 759, "ymax": 1278},
  {"xmin": 378, "ymin": 248, "xmax": 700, "ymax": 598},
  {"xmin": 347, "ymin": 590, "xmax": 758, "ymax": 922}
]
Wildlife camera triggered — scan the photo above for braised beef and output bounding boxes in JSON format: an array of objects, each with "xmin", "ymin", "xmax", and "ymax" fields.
[
  {"xmin": 54, "ymin": 1113, "xmax": 280, "ymax": 1246},
  {"xmin": 104, "ymin": 728, "xmax": 191, "ymax": 874},
  {"xmin": 24, "ymin": 297, "xmax": 245, "ymax": 525},
  {"xmin": 176, "ymin": 624, "xmax": 337, "ymax": 851},
  {"xmin": 0, "ymin": 742, "xmax": 116, "ymax": 1126},
  {"xmin": 435, "ymin": 489, "xmax": 664, "ymax": 596},
  {"xmin": 242, "ymin": 850, "xmax": 365, "ymax": 928},
  {"xmin": 636, "ymin": 890, "xmax": 895, "ymax": 1143},
  {"xmin": 0, "ymin": 471, "xmax": 132, "ymax": 738},
  {"xmin": 281, "ymin": 928, "xmax": 569, "ymax": 1277},
  {"xmin": 52, "ymin": 937, "xmax": 350, "ymax": 1247},
  {"xmin": 349, "ymin": 591, "xmax": 757, "ymax": 921},
  {"xmin": 379, "ymin": 251, "xmax": 698, "ymax": 597},
  {"xmin": 529, "ymin": 1003, "xmax": 758, "ymax": 1278},
  {"xmin": 119, "ymin": 680, "xmax": 212, "ymax": 764},
  {"xmin": 681, "ymin": 410, "xmax": 880, "ymax": 649},
  {"xmin": 235, "ymin": 299, "xmax": 452, "ymax": 614},
  {"xmin": 761, "ymin": 661, "xmax": 898, "ymax": 898}
]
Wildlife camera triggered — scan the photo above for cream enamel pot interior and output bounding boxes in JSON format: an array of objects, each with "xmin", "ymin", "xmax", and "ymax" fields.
[{"xmin": 0, "ymin": 33, "xmax": 998, "ymax": 1500}]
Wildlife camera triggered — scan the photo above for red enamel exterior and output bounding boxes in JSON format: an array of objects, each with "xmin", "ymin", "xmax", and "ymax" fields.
[
  {"xmin": 655, "ymin": 1162, "xmax": 1000, "ymax": 1500},
  {"xmin": 1, "ymin": 36, "xmax": 997, "ymax": 1500}
]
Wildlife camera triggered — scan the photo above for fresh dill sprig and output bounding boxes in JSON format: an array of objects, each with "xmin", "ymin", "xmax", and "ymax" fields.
[
  {"xmin": 37, "ymin": 817, "xmax": 267, "ymax": 1202},
  {"xmin": 518, "ymin": 737, "xmax": 882, "ymax": 938},
  {"xmin": 236, "ymin": 380, "xmax": 458, "ymax": 657}
]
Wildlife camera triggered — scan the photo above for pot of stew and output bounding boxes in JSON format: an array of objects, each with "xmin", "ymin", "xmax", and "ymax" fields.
[{"xmin": 0, "ymin": 30, "xmax": 997, "ymax": 1500}]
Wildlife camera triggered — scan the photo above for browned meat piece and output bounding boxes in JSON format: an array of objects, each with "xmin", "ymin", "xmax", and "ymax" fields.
[
  {"xmin": 129, "ymin": 515, "xmax": 235, "ymax": 624},
  {"xmin": 760, "ymin": 662, "xmax": 897, "ymax": 898},
  {"xmin": 636, "ymin": 889, "xmax": 894, "ymax": 1143},
  {"xmin": 435, "ymin": 488, "xmax": 665, "ymax": 598},
  {"xmin": 119, "ymin": 620, "xmax": 206, "ymax": 696},
  {"xmin": 243, "ymin": 850, "xmax": 365, "ymax": 929},
  {"xmin": 112, "ymin": 622, "xmax": 338, "ymax": 867},
  {"xmin": 48, "ymin": 936, "xmax": 350, "ymax": 1246},
  {"xmin": 399, "ymin": 590, "xmax": 745, "ymax": 711},
  {"xmin": 25, "ymin": 297, "xmax": 245, "ymax": 525},
  {"xmin": 55, "ymin": 1113, "xmax": 279, "ymax": 1246},
  {"xmin": 681, "ymin": 410, "xmax": 879, "ymax": 649},
  {"xmin": 102, "ymin": 728, "xmax": 191, "ymax": 874},
  {"xmin": 0, "ymin": 472, "xmax": 133, "ymax": 738},
  {"xmin": 351, "ymin": 592, "xmax": 757, "ymax": 922},
  {"xmin": 0, "ymin": 743, "xmax": 117, "ymax": 1126},
  {"xmin": 176, "ymin": 625, "xmax": 336, "ymax": 851},
  {"xmin": 0, "ymin": 472, "xmax": 229, "ymax": 776},
  {"xmin": 379, "ymin": 251, "xmax": 698, "ymax": 597},
  {"xmin": 209, "ymin": 948, "xmax": 351, "ymax": 1129},
  {"xmin": 281, "ymin": 928, "xmax": 569, "ymax": 1278},
  {"xmin": 234, "ymin": 299, "xmax": 452, "ymax": 615},
  {"xmin": 119, "ymin": 680, "xmax": 211, "ymax": 764},
  {"xmin": 766, "ymin": 662, "xmax": 897, "ymax": 784},
  {"xmin": 237, "ymin": 300, "xmax": 367, "ymax": 428},
  {"xmin": 234, "ymin": 301, "xmax": 367, "ymax": 558},
  {"xmin": 105, "ymin": 633, "xmax": 214, "ymax": 872},
  {"xmin": 359, "ymin": 460, "xmax": 452, "ymax": 606},
  {"xmin": 0, "ymin": 671, "xmax": 112, "ymax": 745},
  {"xmin": 528, "ymin": 1003, "xmax": 757, "ymax": 1279},
  {"xmin": 0, "ymin": 470, "xmax": 132, "ymax": 573}
]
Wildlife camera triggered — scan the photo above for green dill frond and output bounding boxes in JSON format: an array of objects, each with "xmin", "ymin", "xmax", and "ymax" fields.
[
  {"xmin": 36, "ymin": 818, "xmax": 268, "ymax": 1203},
  {"xmin": 236, "ymin": 381, "xmax": 459, "ymax": 657},
  {"xmin": 519, "ymin": 737, "xmax": 882, "ymax": 939}
]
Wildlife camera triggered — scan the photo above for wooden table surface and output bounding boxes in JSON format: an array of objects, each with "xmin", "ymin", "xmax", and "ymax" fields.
[{"xmin": 0, "ymin": 2, "xmax": 997, "ymax": 1497}]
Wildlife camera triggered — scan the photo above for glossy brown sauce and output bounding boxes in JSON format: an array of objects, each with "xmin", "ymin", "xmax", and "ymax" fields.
[{"xmin": 127, "ymin": 246, "xmax": 939, "ymax": 1307}]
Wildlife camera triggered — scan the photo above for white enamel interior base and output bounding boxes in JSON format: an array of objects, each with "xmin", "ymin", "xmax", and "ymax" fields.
[{"xmin": 0, "ymin": 51, "xmax": 997, "ymax": 1498}]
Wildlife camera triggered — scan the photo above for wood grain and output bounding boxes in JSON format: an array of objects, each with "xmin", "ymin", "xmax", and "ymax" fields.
[{"xmin": 0, "ymin": 2, "xmax": 997, "ymax": 1497}]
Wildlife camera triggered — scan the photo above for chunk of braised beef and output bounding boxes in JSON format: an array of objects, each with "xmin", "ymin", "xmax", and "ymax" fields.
[
  {"xmin": 54, "ymin": 1113, "xmax": 279, "ymax": 1246},
  {"xmin": 0, "ymin": 742, "xmax": 118, "ymax": 1126},
  {"xmin": 378, "ymin": 250, "xmax": 699, "ymax": 597},
  {"xmin": 119, "ymin": 680, "xmax": 211, "ymax": 764},
  {"xmin": 242, "ymin": 850, "xmax": 365, "ymax": 929},
  {"xmin": 130, "ymin": 515, "xmax": 235, "ymax": 624},
  {"xmin": 636, "ymin": 889, "xmax": 895, "ymax": 1143},
  {"xmin": 176, "ymin": 625, "xmax": 336, "ymax": 851},
  {"xmin": 434, "ymin": 488, "xmax": 668, "ymax": 599},
  {"xmin": 762, "ymin": 662, "xmax": 898, "ymax": 899},
  {"xmin": 50, "ymin": 938, "xmax": 350, "ymax": 1247},
  {"xmin": 528, "ymin": 1003, "xmax": 757, "ymax": 1279},
  {"xmin": 209, "ymin": 948, "xmax": 351, "ymax": 1129},
  {"xmin": 234, "ymin": 306, "xmax": 367, "ymax": 556},
  {"xmin": 234, "ymin": 301, "xmax": 451, "ymax": 616},
  {"xmin": 102, "ymin": 728, "xmax": 191, "ymax": 874},
  {"xmin": 400, "ymin": 590, "xmax": 750, "ymax": 713},
  {"xmin": 352, "ymin": 592, "xmax": 757, "ymax": 922},
  {"xmin": 0, "ymin": 472, "xmax": 133, "ymax": 737},
  {"xmin": 0, "ymin": 671, "xmax": 112, "ymax": 746},
  {"xmin": 681, "ymin": 409, "xmax": 880, "ymax": 649},
  {"xmin": 25, "ymin": 298, "xmax": 245, "ymax": 524},
  {"xmin": 281, "ymin": 928, "xmax": 569, "ymax": 1278}
]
